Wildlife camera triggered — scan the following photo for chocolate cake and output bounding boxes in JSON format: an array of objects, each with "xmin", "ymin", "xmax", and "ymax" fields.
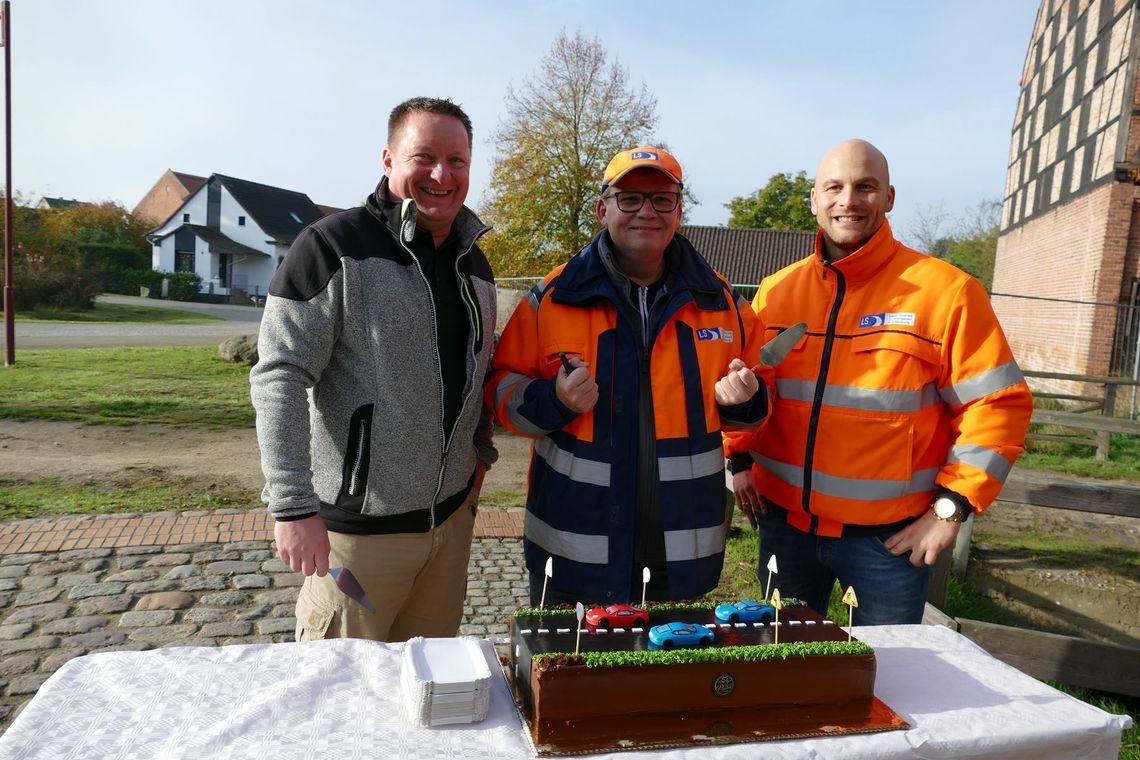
[{"xmin": 508, "ymin": 603, "xmax": 907, "ymax": 755}]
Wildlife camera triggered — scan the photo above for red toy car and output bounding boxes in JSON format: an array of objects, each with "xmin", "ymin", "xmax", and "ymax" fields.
[{"xmin": 584, "ymin": 604, "xmax": 649, "ymax": 629}]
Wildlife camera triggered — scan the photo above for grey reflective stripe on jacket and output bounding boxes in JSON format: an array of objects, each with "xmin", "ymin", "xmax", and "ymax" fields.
[
  {"xmin": 939, "ymin": 361, "xmax": 1025, "ymax": 406},
  {"xmin": 495, "ymin": 372, "xmax": 552, "ymax": 437},
  {"xmin": 754, "ymin": 453, "xmax": 940, "ymax": 500},
  {"xmin": 776, "ymin": 378, "xmax": 940, "ymax": 413},
  {"xmin": 525, "ymin": 512, "xmax": 728, "ymax": 565}
]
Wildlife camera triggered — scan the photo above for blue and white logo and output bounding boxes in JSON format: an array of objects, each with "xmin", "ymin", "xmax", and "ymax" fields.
[
  {"xmin": 859, "ymin": 312, "xmax": 916, "ymax": 328},
  {"xmin": 631, "ymin": 151, "xmax": 659, "ymax": 161},
  {"xmin": 697, "ymin": 327, "xmax": 733, "ymax": 343}
]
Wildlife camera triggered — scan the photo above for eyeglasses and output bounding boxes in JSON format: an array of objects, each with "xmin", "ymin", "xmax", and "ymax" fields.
[{"xmin": 602, "ymin": 190, "xmax": 681, "ymax": 214}]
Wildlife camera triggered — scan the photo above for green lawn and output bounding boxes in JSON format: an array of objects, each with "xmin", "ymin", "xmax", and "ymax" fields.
[
  {"xmin": 0, "ymin": 473, "xmax": 260, "ymax": 522},
  {"xmin": 0, "ymin": 346, "xmax": 253, "ymax": 428},
  {"xmin": 13, "ymin": 302, "xmax": 221, "ymax": 324}
]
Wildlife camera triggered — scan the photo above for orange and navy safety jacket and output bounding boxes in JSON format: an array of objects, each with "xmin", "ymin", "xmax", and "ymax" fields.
[
  {"xmin": 746, "ymin": 221, "xmax": 1032, "ymax": 537},
  {"xmin": 489, "ymin": 230, "xmax": 766, "ymax": 603}
]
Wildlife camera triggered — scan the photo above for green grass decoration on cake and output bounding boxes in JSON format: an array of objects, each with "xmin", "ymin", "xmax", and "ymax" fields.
[{"xmin": 531, "ymin": 640, "xmax": 872, "ymax": 669}]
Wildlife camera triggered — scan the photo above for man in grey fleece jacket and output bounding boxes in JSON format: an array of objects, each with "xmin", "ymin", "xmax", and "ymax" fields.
[{"xmin": 250, "ymin": 97, "xmax": 497, "ymax": 641}]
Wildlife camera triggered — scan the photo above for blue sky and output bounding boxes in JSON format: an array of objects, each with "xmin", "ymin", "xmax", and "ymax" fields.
[{"xmin": 9, "ymin": 0, "xmax": 1040, "ymax": 245}]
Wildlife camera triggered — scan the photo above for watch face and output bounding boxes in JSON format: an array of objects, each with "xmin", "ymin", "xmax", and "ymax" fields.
[{"xmin": 934, "ymin": 498, "xmax": 957, "ymax": 519}]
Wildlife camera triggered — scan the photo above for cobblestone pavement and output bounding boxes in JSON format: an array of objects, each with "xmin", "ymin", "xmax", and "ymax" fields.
[{"xmin": 0, "ymin": 510, "xmax": 526, "ymax": 737}]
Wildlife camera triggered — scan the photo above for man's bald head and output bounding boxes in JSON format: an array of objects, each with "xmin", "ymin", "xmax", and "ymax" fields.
[
  {"xmin": 816, "ymin": 139, "xmax": 890, "ymax": 186},
  {"xmin": 810, "ymin": 139, "xmax": 895, "ymax": 261}
]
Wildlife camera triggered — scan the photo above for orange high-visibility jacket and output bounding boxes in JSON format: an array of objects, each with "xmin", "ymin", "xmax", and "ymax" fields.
[
  {"xmin": 749, "ymin": 221, "xmax": 1032, "ymax": 537},
  {"xmin": 489, "ymin": 232, "xmax": 767, "ymax": 601}
]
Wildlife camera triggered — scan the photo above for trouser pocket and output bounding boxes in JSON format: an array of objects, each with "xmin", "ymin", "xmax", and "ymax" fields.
[{"xmin": 294, "ymin": 575, "xmax": 340, "ymax": 642}]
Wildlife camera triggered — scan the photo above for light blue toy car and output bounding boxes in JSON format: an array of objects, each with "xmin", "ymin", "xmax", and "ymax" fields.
[
  {"xmin": 714, "ymin": 600, "xmax": 776, "ymax": 624},
  {"xmin": 648, "ymin": 621, "xmax": 714, "ymax": 649}
]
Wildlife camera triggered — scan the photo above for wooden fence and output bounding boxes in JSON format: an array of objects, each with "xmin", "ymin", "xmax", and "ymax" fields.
[{"xmin": 1023, "ymin": 370, "xmax": 1140, "ymax": 460}]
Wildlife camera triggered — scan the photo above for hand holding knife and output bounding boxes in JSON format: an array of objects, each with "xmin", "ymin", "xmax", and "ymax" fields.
[
  {"xmin": 555, "ymin": 351, "xmax": 598, "ymax": 413},
  {"xmin": 752, "ymin": 322, "xmax": 808, "ymax": 370}
]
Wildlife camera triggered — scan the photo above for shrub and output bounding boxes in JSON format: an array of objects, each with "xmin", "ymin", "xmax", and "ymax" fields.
[
  {"xmin": 164, "ymin": 272, "xmax": 202, "ymax": 301},
  {"xmin": 82, "ymin": 243, "xmax": 151, "ymax": 295},
  {"xmin": 14, "ymin": 250, "xmax": 101, "ymax": 310}
]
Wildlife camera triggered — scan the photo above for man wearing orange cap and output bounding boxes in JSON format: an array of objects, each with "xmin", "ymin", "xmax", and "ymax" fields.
[{"xmin": 490, "ymin": 146, "xmax": 768, "ymax": 605}]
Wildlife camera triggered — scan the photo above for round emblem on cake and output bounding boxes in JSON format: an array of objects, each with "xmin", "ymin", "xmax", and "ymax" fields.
[{"xmin": 712, "ymin": 672, "xmax": 736, "ymax": 697}]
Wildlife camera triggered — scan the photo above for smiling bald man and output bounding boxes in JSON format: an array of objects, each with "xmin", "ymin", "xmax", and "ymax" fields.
[{"xmin": 732, "ymin": 138, "xmax": 1033, "ymax": 626}]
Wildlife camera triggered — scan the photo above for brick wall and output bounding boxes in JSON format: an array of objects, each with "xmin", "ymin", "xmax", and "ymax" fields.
[
  {"xmin": 993, "ymin": 180, "xmax": 1133, "ymax": 386},
  {"xmin": 134, "ymin": 170, "xmax": 192, "ymax": 226}
]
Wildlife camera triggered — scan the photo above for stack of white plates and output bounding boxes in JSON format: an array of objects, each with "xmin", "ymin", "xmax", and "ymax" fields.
[{"xmin": 401, "ymin": 636, "xmax": 493, "ymax": 727}]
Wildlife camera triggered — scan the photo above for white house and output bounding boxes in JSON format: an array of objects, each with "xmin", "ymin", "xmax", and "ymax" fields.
[{"xmin": 148, "ymin": 174, "xmax": 327, "ymax": 301}]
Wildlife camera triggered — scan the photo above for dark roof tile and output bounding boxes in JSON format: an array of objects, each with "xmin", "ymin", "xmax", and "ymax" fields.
[
  {"xmin": 212, "ymin": 174, "xmax": 324, "ymax": 245},
  {"xmin": 680, "ymin": 225, "xmax": 815, "ymax": 288}
]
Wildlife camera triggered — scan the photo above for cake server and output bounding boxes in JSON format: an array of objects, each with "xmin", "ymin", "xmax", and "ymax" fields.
[
  {"xmin": 753, "ymin": 322, "xmax": 808, "ymax": 369},
  {"xmin": 329, "ymin": 567, "xmax": 376, "ymax": 614}
]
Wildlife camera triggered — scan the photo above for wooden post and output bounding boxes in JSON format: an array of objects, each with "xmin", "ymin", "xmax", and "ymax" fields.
[
  {"xmin": 1096, "ymin": 383, "xmax": 1118, "ymax": 461},
  {"xmin": 951, "ymin": 513, "xmax": 974, "ymax": 576}
]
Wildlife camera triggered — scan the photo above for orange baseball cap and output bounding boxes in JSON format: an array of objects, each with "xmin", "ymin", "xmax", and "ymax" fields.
[{"xmin": 602, "ymin": 146, "xmax": 683, "ymax": 188}]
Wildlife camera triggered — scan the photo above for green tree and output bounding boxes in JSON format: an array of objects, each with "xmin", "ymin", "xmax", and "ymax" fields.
[
  {"xmin": 480, "ymin": 31, "xmax": 660, "ymax": 276},
  {"xmin": 725, "ymin": 171, "xmax": 816, "ymax": 231}
]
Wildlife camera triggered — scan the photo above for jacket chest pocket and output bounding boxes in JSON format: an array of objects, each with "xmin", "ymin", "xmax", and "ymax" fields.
[
  {"xmin": 848, "ymin": 332, "xmax": 940, "ymax": 392},
  {"xmin": 335, "ymin": 403, "xmax": 374, "ymax": 514}
]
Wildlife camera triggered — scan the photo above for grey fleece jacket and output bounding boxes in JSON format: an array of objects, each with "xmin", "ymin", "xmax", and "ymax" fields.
[{"xmin": 250, "ymin": 182, "xmax": 497, "ymax": 531}]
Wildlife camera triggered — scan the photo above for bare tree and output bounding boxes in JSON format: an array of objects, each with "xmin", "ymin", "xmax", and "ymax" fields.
[
  {"xmin": 906, "ymin": 203, "xmax": 952, "ymax": 257},
  {"xmin": 903, "ymin": 199, "xmax": 1001, "ymax": 288},
  {"xmin": 480, "ymin": 31, "xmax": 659, "ymax": 276}
]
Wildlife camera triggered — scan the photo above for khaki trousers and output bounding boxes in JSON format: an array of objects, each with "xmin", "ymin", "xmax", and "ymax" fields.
[{"xmin": 294, "ymin": 496, "xmax": 476, "ymax": 642}]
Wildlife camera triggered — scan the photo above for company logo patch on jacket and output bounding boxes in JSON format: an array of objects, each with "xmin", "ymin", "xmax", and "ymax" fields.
[
  {"xmin": 697, "ymin": 327, "xmax": 734, "ymax": 343},
  {"xmin": 858, "ymin": 312, "xmax": 916, "ymax": 328}
]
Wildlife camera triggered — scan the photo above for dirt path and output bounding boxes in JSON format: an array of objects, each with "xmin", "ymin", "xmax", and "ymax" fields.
[{"xmin": 4, "ymin": 418, "xmax": 1133, "ymax": 552}]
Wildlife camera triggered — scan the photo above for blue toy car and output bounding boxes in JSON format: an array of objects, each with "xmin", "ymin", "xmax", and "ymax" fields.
[
  {"xmin": 714, "ymin": 600, "xmax": 776, "ymax": 624},
  {"xmin": 648, "ymin": 621, "xmax": 714, "ymax": 649}
]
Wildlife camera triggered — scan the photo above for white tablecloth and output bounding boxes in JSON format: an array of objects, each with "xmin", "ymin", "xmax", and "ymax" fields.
[{"xmin": 0, "ymin": 625, "xmax": 1131, "ymax": 759}]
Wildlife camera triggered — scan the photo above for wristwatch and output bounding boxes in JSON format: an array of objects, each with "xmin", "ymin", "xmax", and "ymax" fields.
[{"xmin": 933, "ymin": 497, "xmax": 973, "ymax": 523}]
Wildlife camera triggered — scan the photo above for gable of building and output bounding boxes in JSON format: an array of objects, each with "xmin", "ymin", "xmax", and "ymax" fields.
[
  {"xmin": 992, "ymin": 0, "xmax": 1140, "ymax": 377},
  {"xmin": 213, "ymin": 174, "xmax": 323, "ymax": 245},
  {"xmin": 134, "ymin": 169, "xmax": 208, "ymax": 226}
]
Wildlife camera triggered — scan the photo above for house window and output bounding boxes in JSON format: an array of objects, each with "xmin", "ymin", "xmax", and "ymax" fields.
[
  {"xmin": 175, "ymin": 250, "xmax": 195, "ymax": 273},
  {"xmin": 238, "ymin": 215, "xmax": 246, "ymax": 226},
  {"xmin": 182, "ymin": 213, "xmax": 190, "ymax": 222}
]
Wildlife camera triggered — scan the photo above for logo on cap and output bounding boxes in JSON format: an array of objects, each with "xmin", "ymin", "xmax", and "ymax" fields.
[{"xmin": 630, "ymin": 151, "xmax": 659, "ymax": 161}]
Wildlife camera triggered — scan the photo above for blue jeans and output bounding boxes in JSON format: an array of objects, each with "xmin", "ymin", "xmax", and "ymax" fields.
[{"xmin": 757, "ymin": 509, "xmax": 931, "ymax": 625}]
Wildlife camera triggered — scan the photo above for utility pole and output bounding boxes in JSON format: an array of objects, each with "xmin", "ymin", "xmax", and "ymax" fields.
[{"xmin": 2, "ymin": 0, "xmax": 13, "ymax": 366}]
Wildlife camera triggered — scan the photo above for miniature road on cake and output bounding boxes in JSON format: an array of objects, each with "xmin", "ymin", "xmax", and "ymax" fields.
[{"xmin": 513, "ymin": 605, "xmax": 844, "ymax": 655}]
